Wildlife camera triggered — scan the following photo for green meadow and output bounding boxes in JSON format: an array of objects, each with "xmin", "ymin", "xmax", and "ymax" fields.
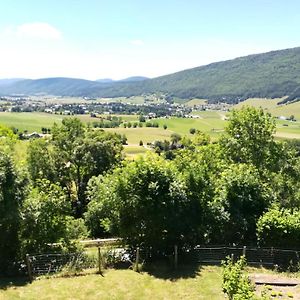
[
  {"xmin": 234, "ymin": 97, "xmax": 300, "ymax": 119},
  {"xmin": 0, "ymin": 266, "xmax": 223, "ymax": 300},
  {"xmin": 0, "ymin": 112, "xmax": 137, "ymax": 133},
  {"xmin": 0, "ymin": 103, "xmax": 299, "ymax": 154}
]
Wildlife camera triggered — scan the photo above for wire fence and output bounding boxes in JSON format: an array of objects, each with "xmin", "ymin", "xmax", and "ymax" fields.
[
  {"xmin": 25, "ymin": 245, "xmax": 300, "ymax": 281},
  {"xmin": 193, "ymin": 246, "xmax": 300, "ymax": 267}
]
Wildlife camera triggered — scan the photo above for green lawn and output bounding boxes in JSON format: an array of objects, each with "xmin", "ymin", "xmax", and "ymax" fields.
[{"xmin": 0, "ymin": 266, "xmax": 223, "ymax": 300}]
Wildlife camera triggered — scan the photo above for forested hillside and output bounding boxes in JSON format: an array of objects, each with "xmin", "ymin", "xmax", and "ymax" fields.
[{"xmin": 2, "ymin": 47, "xmax": 300, "ymax": 103}]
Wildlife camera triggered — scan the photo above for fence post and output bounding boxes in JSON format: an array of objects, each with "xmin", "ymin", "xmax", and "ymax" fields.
[
  {"xmin": 135, "ymin": 247, "xmax": 140, "ymax": 272},
  {"xmin": 243, "ymin": 246, "xmax": 246, "ymax": 257},
  {"xmin": 98, "ymin": 246, "xmax": 102, "ymax": 274},
  {"xmin": 26, "ymin": 254, "xmax": 33, "ymax": 283},
  {"xmin": 174, "ymin": 245, "xmax": 178, "ymax": 269}
]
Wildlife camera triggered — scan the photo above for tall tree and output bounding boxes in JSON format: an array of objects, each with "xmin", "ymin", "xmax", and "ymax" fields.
[
  {"xmin": 86, "ymin": 153, "xmax": 198, "ymax": 252},
  {"xmin": 221, "ymin": 106, "xmax": 277, "ymax": 170},
  {"xmin": 27, "ymin": 118, "xmax": 123, "ymax": 216},
  {"xmin": 0, "ymin": 151, "xmax": 26, "ymax": 274}
]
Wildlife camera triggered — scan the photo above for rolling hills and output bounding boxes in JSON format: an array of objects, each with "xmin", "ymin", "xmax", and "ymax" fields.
[{"xmin": 2, "ymin": 47, "xmax": 300, "ymax": 103}]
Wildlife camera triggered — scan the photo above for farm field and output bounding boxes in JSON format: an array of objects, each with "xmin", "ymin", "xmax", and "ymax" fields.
[
  {"xmin": 105, "ymin": 127, "xmax": 173, "ymax": 144},
  {"xmin": 32, "ymin": 95, "xmax": 153, "ymax": 105},
  {"xmin": 234, "ymin": 97, "xmax": 300, "ymax": 119},
  {"xmin": 0, "ymin": 109, "xmax": 299, "ymax": 150},
  {"xmin": 0, "ymin": 112, "xmax": 138, "ymax": 133},
  {"xmin": 0, "ymin": 266, "xmax": 223, "ymax": 300},
  {"xmin": 185, "ymin": 98, "xmax": 208, "ymax": 107}
]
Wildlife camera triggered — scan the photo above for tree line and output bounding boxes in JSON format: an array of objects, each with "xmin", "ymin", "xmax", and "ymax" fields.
[{"xmin": 1, "ymin": 107, "xmax": 300, "ymax": 275}]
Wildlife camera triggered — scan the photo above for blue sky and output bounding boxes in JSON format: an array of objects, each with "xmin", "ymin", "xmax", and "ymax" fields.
[{"xmin": 0, "ymin": 0, "xmax": 300, "ymax": 80}]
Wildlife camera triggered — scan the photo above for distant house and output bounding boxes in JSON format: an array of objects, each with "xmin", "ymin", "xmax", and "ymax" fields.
[
  {"xmin": 278, "ymin": 116, "xmax": 287, "ymax": 120},
  {"xmin": 26, "ymin": 132, "xmax": 43, "ymax": 139}
]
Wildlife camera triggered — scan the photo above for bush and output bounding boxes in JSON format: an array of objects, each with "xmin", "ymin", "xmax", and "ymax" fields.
[
  {"xmin": 222, "ymin": 256, "xmax": 256, "ymax": 300},
  {"xmin": 257, "ymin": 206, "xmax": 300, "ymax": 248},
  {"xmin": 189, "ymin": 128, "xmax": 196, "ymax": 134}
]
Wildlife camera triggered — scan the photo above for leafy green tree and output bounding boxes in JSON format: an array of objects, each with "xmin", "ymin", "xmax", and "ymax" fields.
[
  {"xmin": 27, "ymin": 138, "xmax": 57, "ymax": 183},
  {"xmin": 189, "ymin": 128, "xmax": 196, "ymax": 134},
  {"xmin": 27, "ymin": 118, "xmax": 124, "ymax": 216},
  {"xmin": 170, "ymin": 133, "xmax": 181, "ymax": 144},
  {"xmin": 20, "ymin": 180, "xmax": 87, "ymax": 255},
  {"xmin": 0, "ymin": 151, "xmax": 27, "ymax": 274},
  {"xmin": 173, "ymin": 144, "xmax": 228, "ymax": 243},
  {"xmin": 0, "ymin": 124, "xmax": 18, "ymax": 151},
  {"xmin": 221, "ymin": 106, "xmax": 277, "ymax": 170},
  {"xmin": 86, "ymin": 153, "xmax": 198, "ymax": 252},
  {"xmin": 139, "ymin": 114, "xmax": 146, "ymax": 122},
  {"xmin": 215, "ymin": 164, "xmax": 271, "ymax": 244},
  {"xmin": 257, "ymin": 206, "xmax": 300, "ymax": 248}
]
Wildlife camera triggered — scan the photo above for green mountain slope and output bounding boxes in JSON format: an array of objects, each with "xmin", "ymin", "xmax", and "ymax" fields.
[
  {"xmin": 2, "ymin": 47, "xmax": 300, "ymax": 103},
  {"xmin": 94, "ymin": 47, "xmax": 300, "ymax": 102}
]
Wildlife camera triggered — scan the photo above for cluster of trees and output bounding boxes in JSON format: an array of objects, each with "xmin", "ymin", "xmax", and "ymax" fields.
[
  {"xmin": 91, "ymin": 118, "xmax": 122, "ymax": 128},
  {"xmin": 2, "ymin": 107, "xmax": 300, "ymax": 275},
  {"xmin": 85, "ymin": 107, "xmax": 300, "ymax": 253},
  {"xmin": 0, "ymin": 119, "xmax": 124, "ymax": 274},
  {"xmin": 123, "ymin": 121, "xmax": 160, "ymax": 128}
]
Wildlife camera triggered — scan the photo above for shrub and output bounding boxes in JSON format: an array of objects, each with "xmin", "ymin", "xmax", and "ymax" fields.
[
  {"xmin": 222, "ymin": 256, "xmax": 256, "ymax": 300},
  {"xmin": 189, "ymin": 128, "xmax": 196, "ymax": 134},
  {"xmin": 257, "ymin": 206, "xmax": 300, "ymax": 248}
]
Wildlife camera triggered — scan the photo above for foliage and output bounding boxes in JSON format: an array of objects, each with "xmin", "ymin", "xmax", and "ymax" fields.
[
  {"xmin": 19, "ymin": 180, "xmax": 84, "ymax": 255},
  {"xmin": 0, "ymin": 124, "xmax": 18, "ymax": 151},
  {"xmin": 221, "ymin": 106, "xmax": 277, "ymax": 170},
  {"xmin": 222, "ymin": 256, "xmax": 256, "ymax": 300},
  {"xmin": 0, "ymin": 151, "xmax": 27, "ymax": 274},
  {"xmin": 27, "ymin": 118, "xmax": 124, "ymax": 216},
  {"xmin": 257, "ymin": 206, "xmax": 300, "ymax": 248},
  {"xmin": 86, "ymin": 153, "xmax": 201, "ymax": 251},
  {"xmin": 215, "ymin": 164, "xmax": 271, "ymax": 244},
  {"xmin": 189, "ymin": 128, "xmax": 196, "ymax": 134},
  {"xmin": 4, "ymin": 47, "xmax": 300, "ymax": 102}
]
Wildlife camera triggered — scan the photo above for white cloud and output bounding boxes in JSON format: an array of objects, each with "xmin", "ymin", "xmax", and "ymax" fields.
[
  {"xmin": 130, "ymin": 39, "xmax": 144, "ymax": 46},
  {"xmin": 2, "ymin": 22, "xmax": 62, "ymax": 40}
]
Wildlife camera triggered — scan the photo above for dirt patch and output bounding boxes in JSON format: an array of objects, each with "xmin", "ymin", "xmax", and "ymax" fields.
[{"xmin": 250, "ymin": 273, "xmax": 300, "ymax": 299}]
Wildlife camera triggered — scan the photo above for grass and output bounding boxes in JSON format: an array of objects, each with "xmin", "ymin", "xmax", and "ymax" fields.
[
  {"xmin": 234, "ymin": 97, "xmax": 300, "ymax": 119},
  {"xmin": 0, "ymin": 112, "xmax": 100, "ymax": 133},
  {"xmin": 185, "ymin": 98, "xmax": 208, "ymax": 107},
  {"xmin": 104, "ymin": 127, "xmax": 173, "ymax": 145},
  {"xmin": 2, "ymin": 109, "xmax": 300, "ymax": 159},
  {"xmin": 123, "ymin": 145, "xmax": 150, "ymax": 159},
  {"xmin": 156, "ymin": 116, "xmax": 226, "ymax": 137},
  {"xmin": 0, "ymin": 265, "xmax": 223, "ymax": 300}
]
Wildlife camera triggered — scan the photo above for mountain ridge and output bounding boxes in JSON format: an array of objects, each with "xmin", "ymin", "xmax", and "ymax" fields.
[{"xmin": 2, "ymin": 47, "xmax": 300, "ymax": 103}]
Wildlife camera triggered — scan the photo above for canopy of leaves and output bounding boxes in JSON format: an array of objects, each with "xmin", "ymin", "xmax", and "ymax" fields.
[
  {"xmin": 0, "ymin": 151, "xmax": 26, "ymax": 274},
  {"xmin": 257, "ymin": 207, "xmax": 300, "ymax": 248},
  {"xmin": 20, "ymin": 180, "xmax": 87, "ymax": 255},
  {"xmin": 27, "ymin": 118, "xmax": 124, "ymax": 216}
]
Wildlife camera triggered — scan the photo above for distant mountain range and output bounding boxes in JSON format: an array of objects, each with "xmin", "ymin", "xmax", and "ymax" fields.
[{"xmin": 2, "ymin": 47, "xmax": 300, "ymax": 103}]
